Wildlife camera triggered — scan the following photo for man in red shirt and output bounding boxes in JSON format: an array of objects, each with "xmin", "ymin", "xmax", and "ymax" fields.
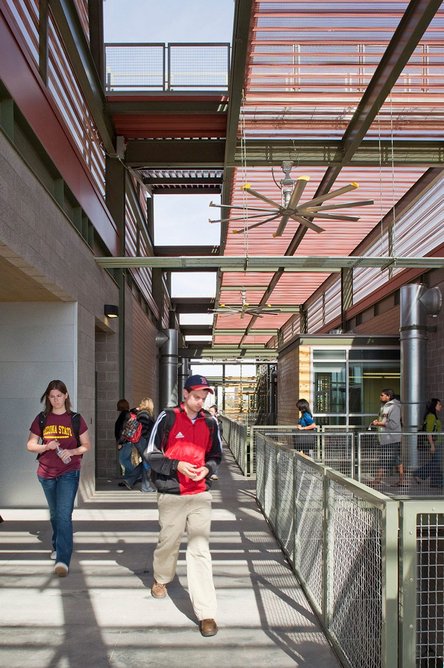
[{"xmin": 145, "ymin": 375, "xmax": 222, "ymax": 637}]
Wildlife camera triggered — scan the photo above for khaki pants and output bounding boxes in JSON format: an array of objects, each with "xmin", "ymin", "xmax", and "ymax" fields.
[{"xmin": 153, "ymin": 491, "xmax": 217, "ymax": 620}]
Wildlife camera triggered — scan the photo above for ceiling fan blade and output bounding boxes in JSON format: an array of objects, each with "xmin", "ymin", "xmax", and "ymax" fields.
[
  {"xmin": 287, "ymin": 176, "xmax": 310, "ymax": 209},
  {"xmin": 308, "ymin": 212, "xmax": 361, "ymax": 222},
  {"xmin": 210, "ymin": 210, "xmax": 282, "ymax": 224},
  {"xmin": 303, "ymin": 182, "xmax": 359, "ymax": 208},
  {"xmin": 210, "ymin": 202, "xmax": 272, "ymax": 213},
  {"xmin": 273, "ymin": 213, "xmax": 291, "ymax": 237},
  {"xmin": 286, "ymin": 214, "xmax": 325, "ymax": 234},
  {"xmin": 232, "ymin": 213, "xmax": 282, "ymax": 234},
  {"xmin": 300, "ymin": 199, "xmax": 374, "ymax": 213},
  {"xmin": 242, "ymin": 184, "xmax": 281, "ymax": 210}
]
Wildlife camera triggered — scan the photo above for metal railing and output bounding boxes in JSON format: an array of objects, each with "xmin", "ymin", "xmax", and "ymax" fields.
[
  {"xmin": 223, "ymin": 416, "xmax": 444, "ymax": 493},
  {"xmin": 256, "ymin": 433, "xmax": 444, "ymax": 668},
  {"xmin": 219, "ymin": 415, "xmax": 249, "ymax": 475},
  {"xmin": 105, "ymin": 42, "xmax": 230, "ymax": 92}
]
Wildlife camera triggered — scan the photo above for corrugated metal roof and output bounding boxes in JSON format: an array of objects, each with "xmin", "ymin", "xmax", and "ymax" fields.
[{"xmin": 216, "ymin": 0, "xmax": 444, "ymax": 352}]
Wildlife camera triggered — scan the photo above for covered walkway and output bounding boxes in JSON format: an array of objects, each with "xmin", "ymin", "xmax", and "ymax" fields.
[{"xmin": 0, "ymin": 448, "xmax": 340, "ymax": 667}]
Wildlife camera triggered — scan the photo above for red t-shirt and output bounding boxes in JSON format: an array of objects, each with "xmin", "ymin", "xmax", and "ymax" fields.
[{"xmin": 30, "ymin": 411, "xmax": 88, "ymax": 479}]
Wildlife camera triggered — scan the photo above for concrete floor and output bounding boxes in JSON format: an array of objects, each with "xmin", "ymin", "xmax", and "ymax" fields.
[{"xmin": 0, "ymin": 448, "xmax": 341, "ymax": 667}]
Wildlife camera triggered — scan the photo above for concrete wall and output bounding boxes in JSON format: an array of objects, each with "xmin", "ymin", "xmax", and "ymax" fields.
[
  {"xmin": 0, "ymin": 302, "xmax": 78, "ymax": 507},
  {"xmin": 0, "ymin": 131, "xmax": 120, "ymax": 504}
]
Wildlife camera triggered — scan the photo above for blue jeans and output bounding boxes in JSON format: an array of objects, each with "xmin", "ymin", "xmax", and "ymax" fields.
[
  {"xmin": 120, "ymin": 438, "xmax": 154, "ymax": 490},
  {"xmin": 415, "ymin": 452, "xmax": 443, "ymax": 486},
  {"xmin": 38, "ymin": 470, "xmax": 80, "ymax": 566},
  {"xmin": 119, "ymin": 442, "xmax": 134, "ymax": 474}
]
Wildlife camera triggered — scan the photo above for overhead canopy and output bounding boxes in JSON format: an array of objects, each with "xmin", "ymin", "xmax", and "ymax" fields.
[{"xmin": 104, "ymin": 0, "xmax": 444, "ymax": 359}]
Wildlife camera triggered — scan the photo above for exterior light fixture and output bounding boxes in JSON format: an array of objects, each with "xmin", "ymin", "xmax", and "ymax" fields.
[{"xmin": 104, "ymin": 304, "xmax": 119, "ymax": 318}]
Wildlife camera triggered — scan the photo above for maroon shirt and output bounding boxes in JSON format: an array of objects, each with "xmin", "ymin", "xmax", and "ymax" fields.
[{"xmin": 30, "ymin": 411, "xmax": 88, "ymax": 478}]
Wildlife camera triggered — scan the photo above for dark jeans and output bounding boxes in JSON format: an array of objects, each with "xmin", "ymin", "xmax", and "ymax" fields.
[
  {"xmin": 120, "ymin": 437, "xmax": 155, "ymax": 490},
  {"xmin": 38, "ymin": 469, "xmax": 80, "ymax": 566},
  {"xmin": 415, "ymin": 452, "xmax": 443, "ymax": 486}
]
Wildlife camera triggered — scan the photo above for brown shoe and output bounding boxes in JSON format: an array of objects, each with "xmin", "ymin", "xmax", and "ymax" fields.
[
  {"xmin": 199, "ymin": 618, "xmax": 218, "ymax": 637},
  {"xmin": 151, "ymin": 580, "xmax": 167, "ymax": 599}
]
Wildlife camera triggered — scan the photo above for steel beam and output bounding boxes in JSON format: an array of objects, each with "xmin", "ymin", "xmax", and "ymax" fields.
[
  {"xmin": 96, "ymin": 255, "xmax": 444, "ymax": 271},
  {"xmin": 221, "ymin": 0, "xmax": 254, "ymax": 247},
  {"xmin": 125, "ymin": 139, "xmax": 225, "ymax": 167},
  {"xmin": 106, "ymin": 96, "xmax": 228, "ymax": 115},
  {"xmin": 232, "ymin": 139, "xmax": 444, "ymax": 168},
  {"xmin": 49, "ymin": 0, "xmax": 115, "ymax": 154}
]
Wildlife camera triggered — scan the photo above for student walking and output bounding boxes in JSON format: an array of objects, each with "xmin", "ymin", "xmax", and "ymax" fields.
[
  {"xmin": 414, "ymin": 398, "xmax": 443, "ymax": 488},
  {"xmin": 145, "ymin": 375, "xmax": 222, "ymax": 637},
  {"xmin": 27, "ymin": 380, "xmax": 90, "ymax": 577},
  {"xmin": 371, "ymin": 389, "xmax": 404, "ymax": 487}
]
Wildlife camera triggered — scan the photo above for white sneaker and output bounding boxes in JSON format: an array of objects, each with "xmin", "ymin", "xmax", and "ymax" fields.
[
  {"xmin": 54, "ymin": 562, "xmax": 69, "ymax": 577},
  {"xmin": 50, "ymin": 550, "xmax": 57, "ymax": 560}
]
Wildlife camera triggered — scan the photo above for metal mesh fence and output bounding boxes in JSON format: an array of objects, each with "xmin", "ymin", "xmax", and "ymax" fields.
[
  {"xmin": 294, "ymin": 457, "xmax": 324, "ymax": 607},
  {"xmin": 256, "ymin": 432, "xmax": 398, "ymax": 667},
  {"xmin": 251, "ymin": 426, "xmax": 354, "ymax": 476},
  {"xmin": 275, "ymin": 446, "xmax": 296, "ymax": 560},
  {"xmin": 105, "ymin": 43, "xmax": 230, "ymax": 91},
  {"xmin": 359, "ymin": 432, "xmax": 444, "ymax": 496},
  {"xmin": 328, "ymin": 480, "xmax": 384, "ymax": 668},
  {"xmin": 105, "ymin": 44, "xmax": 164, "ymax": 90},
  {"xmin": 251, "ymin": 429, "xmax": 444, "ymax": 667},
  {"xmin": 416, "ymin": 513, "xmax": 444, "ymax": 666},
  {"xmin": 168, "ymin": 44, "xmax": 230, "ymax": 89}
]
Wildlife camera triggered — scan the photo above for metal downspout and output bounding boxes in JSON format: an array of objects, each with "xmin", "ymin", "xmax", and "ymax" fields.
[
  {"xmin": 400, "ymin": 284, "xmax": 442, "ymax": 468},
  {"xmin": 158, "ymin": 329, "xmax": 179, "ymax": 408}
]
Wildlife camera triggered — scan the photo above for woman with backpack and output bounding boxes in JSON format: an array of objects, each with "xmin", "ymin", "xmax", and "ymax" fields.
[
  {"xmin": 119, "ymin": 397, "xmax": 156, "ymax": 491},
  {"xmin": 414, "ymin": 398, "xmax": 443, "ymax": 488},
  {"xmin": 26, "ymin": 379, "xmax": 91, "ymax": 577}
]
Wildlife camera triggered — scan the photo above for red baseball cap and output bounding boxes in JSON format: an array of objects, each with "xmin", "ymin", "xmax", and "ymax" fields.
[{"xmin": 184, "ymin": 375, "xmax": 214, "ymax": 394}]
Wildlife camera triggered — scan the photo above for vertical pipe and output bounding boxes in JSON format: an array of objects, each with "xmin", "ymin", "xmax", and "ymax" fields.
[
  {"xmin": 400, "ymin": 284, "xmax": 441, "ymax": 469},
  {"xmin": 159, "ymin": 329, "xmax": 178, "ymax": 408}
]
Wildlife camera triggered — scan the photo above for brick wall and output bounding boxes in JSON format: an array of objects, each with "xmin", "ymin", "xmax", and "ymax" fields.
[
  {"xmin": 95, "ymin": 329, "xmax": 120, "ymax": 478},
  {"xmin": 277, "ymin": 345, "xmax": 299, "ymax": 424}
]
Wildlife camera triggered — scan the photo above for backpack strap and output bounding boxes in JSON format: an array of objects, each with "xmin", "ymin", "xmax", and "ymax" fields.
[
  {"xmin": 38, "ymin": 411, "xmax": 46, "ymax": 437},
  {"xmin": 70, "ymin": 412, "xmax": 81, "ymax": 446},
  {"xmin": 160, "ymin": 407, "xmax": 180, "ymax": 451},
  {"xmin": 37, "ymin": 411, "xmax": 81, "ymax": 456},
  {"xmin": 160, "ymin": 407, "xmax": 214, "ymax": 451}
]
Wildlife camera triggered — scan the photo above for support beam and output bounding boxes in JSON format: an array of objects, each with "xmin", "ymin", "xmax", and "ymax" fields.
[
  {"xmin": 88, "ymin": 0, "xmax": 105, "ymax": 84},
  {"xmin": 125, "ymin": 139, "xmax": 225, "ymax": 167},
  {"xmin": 221, "ymin": 0, "xmax": 254, "ymax": 247},
  {"xmin": 96, "ymin": 255, "xmax": 444, "ymax": 271},
  {"xmin": 49, "ymin": 0, "xmax": 115, "ymax": 154},
  {"xmin": 232, "ymin": 139, "xmax": 444, "ymax": 168}
]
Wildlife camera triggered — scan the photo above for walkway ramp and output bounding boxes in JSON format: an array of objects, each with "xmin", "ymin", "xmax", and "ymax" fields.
[{"xmin": 0, "ymin": 448, "xmax": 340, "ymax": 667}]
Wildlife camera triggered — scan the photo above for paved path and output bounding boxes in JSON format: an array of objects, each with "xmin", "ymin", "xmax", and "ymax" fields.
[{"xmin": 0, "ymin": 448, "xmax": 341, "ymax": 667}]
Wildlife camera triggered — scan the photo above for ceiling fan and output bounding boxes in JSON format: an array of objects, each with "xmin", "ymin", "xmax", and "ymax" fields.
[
  {"xmin": 210, "ymin": 290, "xmax": 285, "ymax": 319},
  {"xmin": 209, "ymin": 162, "xmax": 374, "ymax": 237}
]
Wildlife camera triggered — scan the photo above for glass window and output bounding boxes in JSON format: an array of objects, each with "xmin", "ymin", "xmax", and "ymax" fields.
[
  {"xmin": 313, "ymin": 350, "xmax": 346, "ymax": 360},
  {"xmin": 349, "ymin": 349, "xmax": 400, "ymax": 360},
  {"xmin": 349, "ymin": 362, "xmax": 400, "ymax": 416},
  {"xmin": 313, "ymin": 362, "xmax": 347, "ymax": 414}
]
